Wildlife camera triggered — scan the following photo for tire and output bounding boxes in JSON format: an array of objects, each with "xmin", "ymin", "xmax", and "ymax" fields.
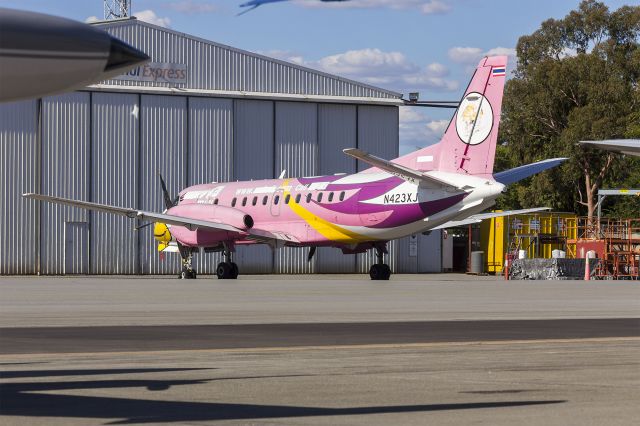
[
  {"xmin": 229, "ymin": 262, "xmax": 239, "ymax": 279},
  {"xmin": 381, "ymin": 264, "xmax": 391, "ymax": 280},
  {"xmin": 217, "ymin": 262, "xmax": 231, "ymax": 279},
  {"xmin": 369, "ymin": 264, "xmax": 381, "ymax": 280}
]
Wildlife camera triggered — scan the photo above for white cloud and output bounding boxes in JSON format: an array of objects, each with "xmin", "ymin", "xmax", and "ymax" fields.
[
  {"xmin": 448, "ymin": 46, "xmax": 516, "ymax": 65},
  {"xmin": 399, "ymin": 106, "xmax": 450, "ymax": 153},
  {"xmin": 421, "ymin": 0, "xmax": 451, "ymax": 14},
  {"xmin": 448, "ymin": 46, "xmax": 517, "ymax": 74},
  {"xmin": 134, "ymin": 9, "xmax": 171, "ymax": 27},
  {"xmin": 447, "ymin": 47, "xmax": 484, "ymax": 64},
  {"xmin": 315, "ymin": 48, "xmax": 418, "ymax": 78},
  {"xmin": 295, "ymin": 0, "xmax": 452, "ymax": 14},
  {"xmin": 308, "ymin": 48, "xmax": 458, "ymax": 93},
  {"xmin": 166, "ymin": 1, "xmax": 217, "ymax": 14},
  {"xmin": 85, "ymin": 16, "xmax": 100, "ymax": 23}
]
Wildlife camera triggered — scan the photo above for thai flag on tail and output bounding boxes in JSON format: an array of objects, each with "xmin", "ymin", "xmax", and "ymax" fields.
[{"xmin": 492, "ymin": 66, "xmax": 506, "ymax": 77}]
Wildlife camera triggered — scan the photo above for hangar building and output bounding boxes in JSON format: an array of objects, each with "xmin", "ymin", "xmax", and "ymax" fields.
[{"xmin": 0, "ymin": 17, "xmax": 442, "ymax": 275}]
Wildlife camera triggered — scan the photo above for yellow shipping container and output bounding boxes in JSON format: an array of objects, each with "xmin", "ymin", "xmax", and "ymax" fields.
[{"xmin": 480, "ymin": 212, "xmax": 577, "ymax": 273}]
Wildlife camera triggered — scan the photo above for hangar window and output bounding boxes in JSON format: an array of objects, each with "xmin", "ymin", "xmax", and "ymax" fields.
[
  {"xmin": 295, "ymin": 194, "xmax": 301, "ymax": 203},
  {"xmin": 242, "ymin": 197, "xmax": 247, "ymax": 206},
  {"xmin": 214, "ymin": 198, "xmax": 219, "ymax": 205},
  {"xmin": 252, "ymin": 196, "xmax": 257, "ymax": 206},
  {"xmin": 284, "ymin": 194, "xmax": 290, "ymax": 204},
  {"xmin": 328, "ymin": 192, "xmax": 334, "ymax": 202},
  {"xmin": 317, "ymin": 192, "xmax": 323, "ymax": 202},
  {"xmin": 262, "ymin": 195, "xmax": 268, "ymax": 205},
  {"xmin": 274, "ymin": 195, "xmax": 280, "ymax": 205},
  {"xmin": 231, "ymin": 197, "xmax": 237, "ymax": 207},
  {"xmin": 339, "ymin": 192, "xmax": 345, "ymax": 201},
  {"xmin": 306, "ymin": 193, "xmax": 312, "ymax": 203}
]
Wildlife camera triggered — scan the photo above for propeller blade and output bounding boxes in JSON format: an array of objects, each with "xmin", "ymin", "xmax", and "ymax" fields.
[
  {"xmin": 307, "ymin": 246, "xmax": 316, "ymax": 262},
  {"xmin": 158, "ymin": 173, "xmax": 175, "ymax": 210},
  {"xmin": 134, "ymin": 222, "xmax": 155, "ymax": 231}
]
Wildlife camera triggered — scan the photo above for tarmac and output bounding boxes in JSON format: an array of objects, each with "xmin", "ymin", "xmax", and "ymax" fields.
[{"xmin": 0, "ymin": 274, "xmax": 639, "ymax": 425}]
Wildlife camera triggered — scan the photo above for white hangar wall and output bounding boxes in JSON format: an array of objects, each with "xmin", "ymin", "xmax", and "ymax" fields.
[{"xmin": 0, "ymin": 18, "xmax": 442, "ymax": 275}]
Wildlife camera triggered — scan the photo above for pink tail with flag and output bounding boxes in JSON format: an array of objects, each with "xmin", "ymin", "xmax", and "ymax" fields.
[{"xmin": 394, "ymin": 56, "xmax": 507, "ymax": 179}]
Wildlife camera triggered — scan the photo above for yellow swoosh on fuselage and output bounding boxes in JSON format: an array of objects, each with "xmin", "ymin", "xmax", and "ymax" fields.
[{"xmin": 280, "ymin": 180, "xmax": 373, "ymax": 243}]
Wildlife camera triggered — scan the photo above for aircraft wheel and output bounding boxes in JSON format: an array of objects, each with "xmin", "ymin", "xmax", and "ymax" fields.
[
  {"xmin": 217, "ymin": 262, "xmax": 238, "ymax": 279},
  {"xmin": 381, "ymin": 264, "xmax": 391, "ymax": 280},
  {"xmin": 216, "ymin": 262, "xmax": 230, "ymax": 279},
  {"xmin": 229, "ymin": 262, "xmax": 239, "ymax": 279},
  {"xmin": 369, "ymin": 264, "xmax": 390, "ymax": 281},
  {"xmin": 180, "ymin": 268, "xmax": 197, "ymax": 279}
]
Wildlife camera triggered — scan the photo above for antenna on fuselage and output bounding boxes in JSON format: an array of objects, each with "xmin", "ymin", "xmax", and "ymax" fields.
[{"xmin": 278, "ymin": 170, "xmax": 287, "ymax": 179}]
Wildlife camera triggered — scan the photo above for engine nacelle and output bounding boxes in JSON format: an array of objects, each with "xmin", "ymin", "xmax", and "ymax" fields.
[
  {"xmin": 168, "ymin": 204, "xmax": 253, "ymax": 230},
  {"xmin": 161, "ymin": 204, "xmax": 254, "ymax": 247}
]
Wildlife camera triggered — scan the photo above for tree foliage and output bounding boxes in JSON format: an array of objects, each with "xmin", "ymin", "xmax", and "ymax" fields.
[{"xmin": 497, "ymin": 1, "xmax": 640, "ymax": 218}]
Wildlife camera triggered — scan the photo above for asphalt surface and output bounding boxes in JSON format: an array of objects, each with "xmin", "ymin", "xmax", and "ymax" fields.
[
  {"xmin": 1, "ymin": 318, "xmax": 638, "ymax": 355},
  {"xmin": 1, "ymin": 275, "xmax": 639, "ymax": 425}
]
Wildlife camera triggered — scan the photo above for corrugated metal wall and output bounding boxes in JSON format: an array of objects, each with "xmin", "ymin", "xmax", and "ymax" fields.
[
  {"xmin": 188, "ymin": 97, "xmax": 233, "ymax": 274},
  {"xmin": 0, "ymin": 95, "xmax": 410, "ymax": 275},
  {"xmin": 98, "ymin": 20, "xmax": 399, "ymax": 100},
  {"xmin": 316, "ymin": 104, "xmax": 357, "ymax": 273},
  {"xmin": 356, "ymin": 105, "xmax": 400, "ymax": 273},
  {"xmin": 233, "ymin": 100, "xmax": 274, "ymax": 273},
  {"xmin": 274, "ymin": 102, "xmax": 318, "ymax": 274},
  {"xmin": 139, "ymin": 95, "xmax": 187, "ymax": 275},
  {"xmin": 91, "ymin": 93, "xmax": 139, "ymax": 274},
  {"xmin": 0, "ymin": 99, "xmax": 38, "ymax": 274},
  {"xmin": 40, "ymin": 93, "xmax": 90, "ymax": 274}
]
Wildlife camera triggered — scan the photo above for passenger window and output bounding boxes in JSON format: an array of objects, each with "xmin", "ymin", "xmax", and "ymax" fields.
[
  {"xmin": 339, "ymin": 191, "xmax": 345, "ymax": 201},
  {"xmin": 285, "ymin": 194, "xmax": 290, "ymax": 204},
  {"xmin": 231, "ymin": 197, "xmax": 236, "ymax": 207},
  {"xmin": 317, "ymin": 192, "xmax": 323, "ymax": 202},
  {"xmin": 306, "ymin": 193, "xmax": 312, "ymax": 203},
  {"xmin": 252, "ymin": 196, "xmax": 257, "ymax": 206},
  {"xmin": 242, "ymin": 197, "xmax": 247, "ymax": 207},
  {"xmin": 295, "ymin": 194, "xmax": 301, "ymax": 204},
  {"xmin": 214, "ymin": 198, "xmax": 219, "ymax": 205},
  {"xmin": 328, "ymin": 192, "xmax": 334, "ymax": 202},
  {"xmin": 262, "ymin": 195, "xmax": 268, "ymax": 205},
  {"xmin": 274, "ymin": 195, "xmax": 280, "ymax": 205}
]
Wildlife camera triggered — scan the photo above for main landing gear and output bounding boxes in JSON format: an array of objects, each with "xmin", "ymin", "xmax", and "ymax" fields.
[
  {"xmin": 369, "ymin": 245, "xmax": 391, "ymax": 281},
  {"xmin": 216, "ymin": 245, "xmax": 238, "ymax": 280}
]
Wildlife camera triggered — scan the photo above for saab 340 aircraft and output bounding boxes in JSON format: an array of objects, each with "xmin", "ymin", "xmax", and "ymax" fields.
[{"xmin": 24, "ymin": 55, "xmax": 566, "ymax": 280}]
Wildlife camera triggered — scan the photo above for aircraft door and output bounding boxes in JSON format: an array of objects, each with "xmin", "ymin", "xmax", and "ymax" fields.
[
  {"xmin": 270, "ymin": 188, "xmax": 283, "ymax": 217},
  {"xmin": 357, "ymin": 185, "xmax": 384, "ymax": 227}
]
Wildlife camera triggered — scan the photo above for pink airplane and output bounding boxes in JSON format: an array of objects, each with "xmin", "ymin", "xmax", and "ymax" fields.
[{"xmin": 24, "ymin": 56, "xmax": 566, "ymax": 280}]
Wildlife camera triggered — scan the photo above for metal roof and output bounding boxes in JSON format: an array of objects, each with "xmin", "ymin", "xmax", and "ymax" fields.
[{"xmin": 90, "ymin": 18, "xmax": 403, "ymax": 104}]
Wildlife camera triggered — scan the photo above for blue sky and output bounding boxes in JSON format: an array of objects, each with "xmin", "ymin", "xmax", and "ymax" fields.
[{"xmin": 2, "ymin": 0, "xmax": 632, "ymax": 153}]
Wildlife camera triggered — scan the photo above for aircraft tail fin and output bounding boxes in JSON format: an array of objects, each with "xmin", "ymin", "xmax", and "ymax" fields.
[{"xmin": 393, "ymin": 56, "xmax": 508, "ymax": 179}]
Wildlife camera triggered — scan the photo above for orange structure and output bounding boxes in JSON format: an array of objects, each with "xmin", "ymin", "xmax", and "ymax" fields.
[{"xmin": 567, "ymin": 217, "xmax": 640, "ymax": 279}]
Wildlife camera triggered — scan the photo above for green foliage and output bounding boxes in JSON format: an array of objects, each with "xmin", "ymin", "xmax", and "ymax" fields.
[{"xmin": 498, "ymin": 1, "xmax": 640, "ymax": 218}]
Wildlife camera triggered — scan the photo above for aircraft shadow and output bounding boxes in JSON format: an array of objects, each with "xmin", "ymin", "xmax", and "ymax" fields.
[{"xmin": 0, "ymin": 368, "xmax": 566, "ymax": 424}]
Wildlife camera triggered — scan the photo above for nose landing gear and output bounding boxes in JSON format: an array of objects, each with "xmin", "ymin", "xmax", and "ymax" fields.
[
  {"xmin": 369, "ymin": 244, "xmax": 391, "ymax": 280},
  {"xmin": 179, "ymin": 249, "xmax": 197, "ymax": 279}
]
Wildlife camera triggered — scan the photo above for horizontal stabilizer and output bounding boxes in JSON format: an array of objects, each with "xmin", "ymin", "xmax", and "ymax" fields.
[
  {"xmin": 343, "ymin": 148, "xmax": 462, "ymax": 191},
  {"xmin": 493, "ymin": 158, "xmax": 567, "ymax": 185},
  {"xmin": 431, "ymin": 207, "xmax": 551, "ymax": 230}
]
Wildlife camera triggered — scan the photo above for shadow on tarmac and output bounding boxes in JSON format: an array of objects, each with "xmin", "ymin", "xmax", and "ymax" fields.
[{"xmin": 0, "ymin": 368, "xmax": 567, "ymax": 424}]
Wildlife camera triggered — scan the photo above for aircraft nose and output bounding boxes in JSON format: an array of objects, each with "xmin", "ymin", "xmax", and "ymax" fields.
[{"xmin": 104, "ymin": 36, "xmax": 149, "ymax": 73}]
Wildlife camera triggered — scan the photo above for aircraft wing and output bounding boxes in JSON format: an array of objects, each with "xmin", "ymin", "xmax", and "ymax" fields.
[
  {"xmin": 22, "ymin": 193, "xmax": 299, "ymax": 243},
  {"xmin": 343, "ymin": 148, "xmax": 461, "ymax": 191},
  {"xmin": 430, "ymin": 207, "xmax": 551, "ymax": 230}
]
